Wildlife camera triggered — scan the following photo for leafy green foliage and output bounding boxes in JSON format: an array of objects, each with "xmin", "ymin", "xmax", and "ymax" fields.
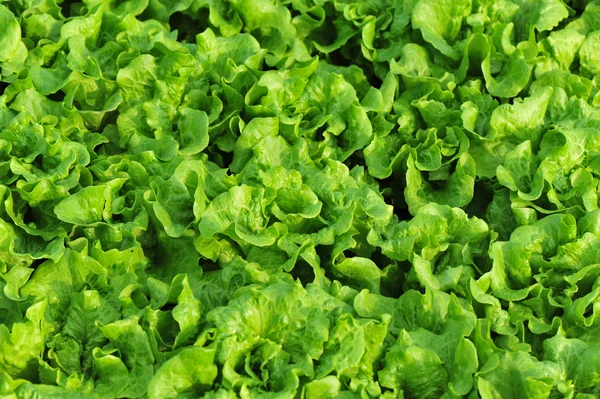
[{"xmin": 1, "ymin": 0, "xmax": 600, "ymax": 398}]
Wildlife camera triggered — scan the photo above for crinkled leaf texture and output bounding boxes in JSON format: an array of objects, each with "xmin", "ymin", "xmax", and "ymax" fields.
[{"xmin": 1, "ymin": 0, "xmax": 600, "ymax": 399}]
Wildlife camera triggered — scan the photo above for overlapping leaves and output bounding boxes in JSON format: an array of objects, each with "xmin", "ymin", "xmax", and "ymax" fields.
[{"xmin": 2, "ymin": 0, "xmax": 600, "ymax": 398}]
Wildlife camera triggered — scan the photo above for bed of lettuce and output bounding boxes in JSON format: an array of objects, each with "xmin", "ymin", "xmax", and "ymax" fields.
[{"xmin": 1, "ymin": 0, "xmax": 600, "ymax": 398}]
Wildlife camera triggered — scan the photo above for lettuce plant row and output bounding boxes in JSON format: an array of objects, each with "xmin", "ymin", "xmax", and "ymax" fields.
[{"xmin": 0, "ymin": 0, "xmax": 600, "ymax": 398}]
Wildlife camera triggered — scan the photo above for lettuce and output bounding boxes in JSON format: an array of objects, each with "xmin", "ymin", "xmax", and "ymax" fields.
[{"xmin": 1, "ymin": 0, "xmax": 600, "ymax": 398}]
